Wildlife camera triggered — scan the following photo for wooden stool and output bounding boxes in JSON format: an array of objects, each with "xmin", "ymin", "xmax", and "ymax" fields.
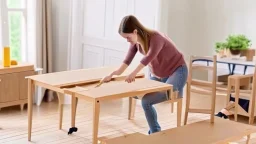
[{"xmin": 226, "ymin": 64, "xmax": 256, "ymax": 124}]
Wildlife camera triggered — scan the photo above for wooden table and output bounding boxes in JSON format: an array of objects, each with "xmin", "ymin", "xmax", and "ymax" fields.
[
  {"xmin": 193, "ymin": 57, "xmax": 256, "ymax": 75},
  {"xmin": 26, "ymin": 66, "xmax": 145, "ymax": 141},
  {"xmin": 100, "ymin": 117, "xmax": 256, "ymax": 144},
  {"xmin": 63, "ymin": 78, "xmax": 175, "ymax": 144}
]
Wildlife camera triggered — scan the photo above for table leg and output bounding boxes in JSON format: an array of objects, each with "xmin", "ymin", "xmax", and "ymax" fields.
[
  {"xmin": 228, "ymin": 64, "xmax": 231, "ymax": 75},
  {"xmin": 128, "ymin": 97, "xmax": 136, "ymax": 120},
  {"xmin": 57, "ymin": 93, "xmax": 64, "ymax": 130},
  {"xmin": 232, "ymin": 64, "xmax": 236, "ymax": 75},
  {"xmin": 92, "ymin": 100, "xmax": 100, "ymax": 144},
  {"xmin": 71, "ymin": 95, "xmax": 78, "ymax": 127},
  {"xmin": 244, "ymin": 66, "xmax": 248, "ymax": 75},
  {"xmin": 68, "ymin": 94, "xmax": 78, "ymax": 135},
  {"xmin": 28, "ymin": 79, "xmax": 35, "ymax": 141}
]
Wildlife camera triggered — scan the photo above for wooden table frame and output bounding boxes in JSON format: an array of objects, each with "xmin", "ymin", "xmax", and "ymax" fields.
[
  {"xmin": 26, "ymin": 67, "xmax": 145, "ymax": 142},
  {"xmin": 63, "ymin": 78, "xmax": 177, "ymax": 144}
]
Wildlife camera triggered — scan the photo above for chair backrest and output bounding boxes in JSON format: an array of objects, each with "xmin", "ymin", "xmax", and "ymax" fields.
[
  {"xmin": 188, "ymin": 55, "xmax": 217, "ymax": 93},
  {"xmin": 187, "ymin": 55, "xmax": 217, "ymax": 123}
]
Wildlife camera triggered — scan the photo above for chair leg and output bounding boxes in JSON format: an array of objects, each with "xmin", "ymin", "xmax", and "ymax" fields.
[
  {"xmin": 248, "ymin": 101, "xmax": 255, "ymax": 125},
  {"xmin": 184, "ymin": 85, "xmax": 190, "ymax": 125},
  {"xmin": 234, "ymin": 80, "xmax": 240, "ymax": 122},
  {"xmin": 248, "ymin": 80, "xmax": 256, "ymax": 125},
  {"xmin": 177, "ymin": 99, "xmax": 182, "ymax": 127},
  {"xmin": 226, "ymin": 78, "xmax": 232, "ymax": 106},
  {"xmin": 128, "ymin": 97, "xmax": 136, "ymax": 120},
  {"xmin": 249, "ymin": 112, "xmax": 255, "ymax": 125}
]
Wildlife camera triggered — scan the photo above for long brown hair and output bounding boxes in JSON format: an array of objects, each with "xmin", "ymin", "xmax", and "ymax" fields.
[{"xmin": 118, "ymin": 15, "xmax": 154, "ymax": 54}]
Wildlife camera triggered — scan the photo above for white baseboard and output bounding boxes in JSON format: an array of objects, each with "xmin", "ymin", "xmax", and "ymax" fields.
[
  {"xmin": 34, "ymin": 86, "xmax": 45, "ymax": 106},
  {"xmin": 64, "ymin": 94, "xmax": 72, "ymax": 104}
]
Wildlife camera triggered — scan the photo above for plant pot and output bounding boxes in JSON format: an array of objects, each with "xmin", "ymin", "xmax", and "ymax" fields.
[
  {"xmin": 240, "ymin": 49, "xmax": 255, "ymax": 61},
  {"xmin": 229, "ymin": 49, "xmax": 241, "ymax": 59},
  {"xmin": 229, "ymin": 49, "xmax": 241, "ymax": 55}
]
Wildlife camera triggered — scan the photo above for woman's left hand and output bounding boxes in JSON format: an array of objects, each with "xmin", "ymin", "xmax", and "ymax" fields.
[{"xmin": 125, "ymin": 73, "xmax": 136, "ymax": 83}]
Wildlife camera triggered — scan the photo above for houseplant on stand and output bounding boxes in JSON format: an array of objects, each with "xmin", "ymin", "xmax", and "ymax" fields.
[{"xmin": 215, "ymin": 34, "xmax": 252, "ymax": 60}]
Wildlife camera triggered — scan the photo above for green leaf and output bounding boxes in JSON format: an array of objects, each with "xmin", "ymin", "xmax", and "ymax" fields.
[{"xmin": 215, "ymin": 34, "xmax": 251, "ymax": 52}]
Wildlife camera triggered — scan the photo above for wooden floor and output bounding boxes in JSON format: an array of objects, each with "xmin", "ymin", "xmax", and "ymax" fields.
[{"xmin": 1, "ymin": 94, "xmax": 256, "ymax": 144}]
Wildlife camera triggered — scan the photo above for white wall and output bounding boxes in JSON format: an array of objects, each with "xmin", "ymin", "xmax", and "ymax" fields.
[
  {"xmin": 167, "ymin": 0, "xmax": 256, "ymax": 62},
  {"xmin": 51, "ymin": 0, "xmax": 70, "ymax": 72},
  {"xmin": 50, "ymin": 0, "xmax": 256, "ymax": 104},
  {"xmin": 51, "ymin": 0, "xmax": 256, "ymax": 72}
]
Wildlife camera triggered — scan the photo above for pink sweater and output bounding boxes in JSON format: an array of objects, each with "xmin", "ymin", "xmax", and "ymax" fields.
[{"xmin": 123, "ymin": 31, "xmax": 186, "ymax": 78}]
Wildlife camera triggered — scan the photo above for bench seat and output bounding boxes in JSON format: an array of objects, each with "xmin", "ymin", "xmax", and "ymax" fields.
[{"xmin": 99, "ymin": 117, "xmax": 256, "ymax": 144}]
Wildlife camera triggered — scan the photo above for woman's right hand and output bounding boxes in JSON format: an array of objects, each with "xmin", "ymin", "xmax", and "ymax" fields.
[
  {"xmin": 101, "ymin": 64, "xmax": 127, "ymax": 83},
  {"xmin": 101, "ymin": 74, "xmax": 113, "ymax": 83}
]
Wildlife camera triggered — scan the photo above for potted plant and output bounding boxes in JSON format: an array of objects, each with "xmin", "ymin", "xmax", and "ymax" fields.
[
  {"xmin": 215, "ymin": 34, "xmax": 252, "ymax": 59},
  {"xmin": 215, "ymin": 42, "xmax": 227, "ymax": 58}
]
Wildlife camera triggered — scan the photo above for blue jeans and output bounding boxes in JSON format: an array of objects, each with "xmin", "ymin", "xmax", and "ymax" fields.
[{"xmin": 139, "ymin": 64, "xmax": 188, "ymax": 134}]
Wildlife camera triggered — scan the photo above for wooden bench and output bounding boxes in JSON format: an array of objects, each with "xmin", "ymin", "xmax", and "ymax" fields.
[{"xmin": 99, "ymin": 117, "xmax": 256, "ymax": 144}]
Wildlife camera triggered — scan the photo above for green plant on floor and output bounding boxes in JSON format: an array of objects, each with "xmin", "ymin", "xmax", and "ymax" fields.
[{"xmin": 215, "ymin": 34, "xmax": 252, "ymax": 55}]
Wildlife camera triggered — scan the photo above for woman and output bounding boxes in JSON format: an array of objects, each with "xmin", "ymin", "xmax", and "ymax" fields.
[{"xmin": 102, "ymin": 15, "xmax": 188, "ymax": 134}]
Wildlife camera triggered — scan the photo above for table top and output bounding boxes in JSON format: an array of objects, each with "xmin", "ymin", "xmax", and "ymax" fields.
[
  {"xmin": 26, "ymin": 66, "xmax": 145, "ymax": 88},
  {"xmin": 64, "ymin": 78, "xmax": 172, "ymax": 101},
  {"xmin": 218, "ymin": 57, "xmax": 256, "ymax": 66},
  {"xmin": 103, "ymin": 117, "xmax": 256, "ymax": 144},
  {"xmin": 0, "ymin": 62, "xmax": 34, "ymax": 75},
  {"xmin": 193, "ymin": 56, "xmax": 256, "ymax": 67}
]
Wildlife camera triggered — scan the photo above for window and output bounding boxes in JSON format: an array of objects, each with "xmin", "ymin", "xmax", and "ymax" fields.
[{"xmin": 0, "ymin": 0, "xmax": 27, "ymax": 62}]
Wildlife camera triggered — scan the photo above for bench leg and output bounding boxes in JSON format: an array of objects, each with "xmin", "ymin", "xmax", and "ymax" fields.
[
  {"xmin": 128, "ymin": 97, "xmax": 136, "ymax": 120},
  {"xmin": 177, "ymin": 99, "xmax": 182, "ymax": 127}
]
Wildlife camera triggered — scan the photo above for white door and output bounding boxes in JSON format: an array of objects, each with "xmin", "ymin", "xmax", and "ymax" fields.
[{"xmin": 68, "ymin": 0, "xmax": 160, "ymax": 74}]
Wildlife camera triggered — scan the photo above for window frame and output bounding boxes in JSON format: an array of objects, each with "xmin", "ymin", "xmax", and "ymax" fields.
[{"xmin": 0, "ymin": 0, "xmax": 28, "ymax": 61}]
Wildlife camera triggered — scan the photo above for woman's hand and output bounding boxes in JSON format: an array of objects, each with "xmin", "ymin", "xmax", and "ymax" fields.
[
  {"xmin": 125, "ymin": 63, "xmax": 145, "ymax": 83},
  {"xmin": 125, "ymin": 73, "xmax": 136, "ymax": 83},
  {"xmin": 101, "ymin": 74, "xmax": 113, "ymax": 83}
]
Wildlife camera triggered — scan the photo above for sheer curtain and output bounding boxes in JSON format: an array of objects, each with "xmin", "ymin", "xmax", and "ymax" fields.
[{"xmin": 27, "ymin": 0, "xmax": 54, "ymax": 105}]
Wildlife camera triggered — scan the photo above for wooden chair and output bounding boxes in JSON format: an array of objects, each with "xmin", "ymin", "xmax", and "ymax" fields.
[
  {"xmin": 184, "ymin": 55, "xmax": 218, "ymax": 125},
  {"xmin": 227, "ymin": 63, "xmax": 256, "ymax": 124},
  {"xmin": 128, "ymin": 83, "xmax": 183, "ymax": 127}
]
